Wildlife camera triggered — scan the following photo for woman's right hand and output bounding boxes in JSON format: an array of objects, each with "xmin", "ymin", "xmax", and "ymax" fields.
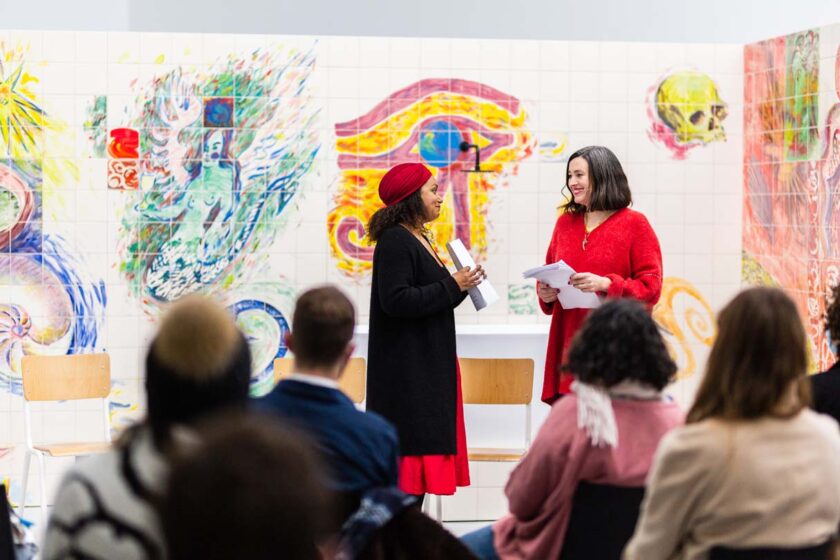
[
  {"xmin": 453, "ymin": 265, "xmax": 485, "ymax": 292},
  {"xmin": 537, "ymin": 281, "xmax": 559, "ymax": 303}
]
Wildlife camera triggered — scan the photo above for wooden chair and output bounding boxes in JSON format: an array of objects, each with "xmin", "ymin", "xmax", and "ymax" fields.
[
  {"xmin": 460, "ymin": 357, "xmax": 534, "ymax": 462},
  {"xmin": 427, "ymin": 358, "xmax": 533, "ymax": 521},
  {"xmin": 19, "ymin": 353, "xmax": 112, "ymax": 524},
  {"xmin": 273, "ymin": 356, "xmax": 367, "ymax": 404},
  {"xmin": 709, "ymin": 541, "xmax": 836, "ymax": 560},
  {"xmin": 559, "ymin": 482, "xmax": 646, "ymax": 559}
]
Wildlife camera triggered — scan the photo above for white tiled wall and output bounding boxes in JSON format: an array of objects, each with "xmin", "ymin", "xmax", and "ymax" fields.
[{"xmin": 0, "ymin": 30, "xmax": 745, "ymax": 514}]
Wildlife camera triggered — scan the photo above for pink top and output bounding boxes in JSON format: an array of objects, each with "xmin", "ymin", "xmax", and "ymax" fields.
[{"xmin": 492, "ymin": 394, "xmax": 683, "ymax": 559}]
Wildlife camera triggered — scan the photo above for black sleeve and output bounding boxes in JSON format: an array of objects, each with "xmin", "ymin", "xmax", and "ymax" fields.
[{"xmin": 375, "ymin": 230, "xmax": 465, "ymax": 318}]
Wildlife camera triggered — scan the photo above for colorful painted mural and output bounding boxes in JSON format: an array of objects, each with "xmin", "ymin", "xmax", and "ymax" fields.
[
  {"xmin": 784, "ymin": 30, "xmax": 820, "ymax": 161},
  {"xmin": 0, "ymin": 33, "xmax": 744, "ymax": 483},
  {"xmin": 0, "ymin": 45, "xmax": 107, "ymax": 395},
  {"xmin": 653, "ymin": 278, "xmax": 716, "ymax": 379},
  {"xmin": 743, "ymin": 29, "xmax": 840, "ymax": 368},
  {"xmin": 647, "ymin": 70, "xmax": 728, "ymax": 159},
  {"xmin": 328, "ymin": 78, "xmax": 534, "ymax": 277},
  {"xmin": 113, "ymin": 46, "xmax": 319, "ymax": 393}
]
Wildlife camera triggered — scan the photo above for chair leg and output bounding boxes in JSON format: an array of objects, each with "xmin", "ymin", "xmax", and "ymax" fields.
[
  {"xmin": 36, "ymin": 452, "xmax": 47, "ymax": 528},
  {"xmin": 18, "ymin": 450, "xmax": 30, "ymax": 519}
]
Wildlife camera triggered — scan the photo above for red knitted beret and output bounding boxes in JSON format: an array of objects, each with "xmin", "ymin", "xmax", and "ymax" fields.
[{"xmin": 378, "ymin": 163, "xmax": 432, "ymax": 207}]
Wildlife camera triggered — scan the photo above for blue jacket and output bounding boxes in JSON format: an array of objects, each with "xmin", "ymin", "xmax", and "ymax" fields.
[{"xmin": 254, "ymin": 379, "xmax": 399, "ymax": 493}]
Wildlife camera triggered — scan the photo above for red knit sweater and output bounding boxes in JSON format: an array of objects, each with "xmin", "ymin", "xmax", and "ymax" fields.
[{"xmin": 539, "ymin": 208, "xmax": 663, "ymax": 404}]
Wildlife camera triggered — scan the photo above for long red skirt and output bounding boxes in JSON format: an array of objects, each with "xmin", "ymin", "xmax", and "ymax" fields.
[{"xmin": 397, "ymin": 361, "xmax": 470, "ymax": 495}]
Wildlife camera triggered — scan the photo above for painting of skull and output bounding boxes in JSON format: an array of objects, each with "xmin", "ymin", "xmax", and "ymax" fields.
[{"xmin": 646, "ymin": 70, "xmax": 729, "ymax": 159}]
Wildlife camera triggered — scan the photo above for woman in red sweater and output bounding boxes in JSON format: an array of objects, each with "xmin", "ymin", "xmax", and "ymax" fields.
[{"xmin": 539, "ymin": 145, "xmax": 663, "ymax": 404}]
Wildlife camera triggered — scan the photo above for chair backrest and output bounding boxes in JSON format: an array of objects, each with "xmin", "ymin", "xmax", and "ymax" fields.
[
  {"xmin": 21, "ymin": 353, "xmax": 111, "ymax": 402},
  {"xmin": 459, "ymin": 358, "xmax": 534, "ymax": 405},
  {"xmin": 559, "ymin": 481, "xmax": 645, "ymax": 560},
  {"xmin": 0, "ymin": 485, "xmax": 14, "ymax": 560},
  {"xmin": 273, "ymin": 356, "xmax": 367, "ymax": 404},
  {"xmin": 709, "ymin": 541, "xmax": 836, "ymax": 560}
]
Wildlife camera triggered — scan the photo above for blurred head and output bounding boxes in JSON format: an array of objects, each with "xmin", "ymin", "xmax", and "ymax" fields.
[
  {"xmin": 562, "ymin": 146, "xmax": 632, "ymax": 215},
  {"xmin": 687, "ymin": 287, "xmax": 810, "ymax": 423},
  {"xmin": 824, "ymin": 282, "xmax": 840, "ymax": 355},
  {"xmin": 162, "ymin": 413, "xmax": 330, "ymax": 560},
  {"xmin": 564, "ymin": 299, "xmax": 676, "ymax": 390},
  {"xmin": 287, "ymin": 285, "xmax": 356, "ymax": 374},
  {"xmin": 145, "ymin": 295, "xmax": 252, "ymax": 446}
]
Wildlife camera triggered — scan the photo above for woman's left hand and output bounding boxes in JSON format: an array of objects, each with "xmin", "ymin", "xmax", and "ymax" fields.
[{"xmin": 569, "ymin": 272, "xmax": 611, "ymax": 293}]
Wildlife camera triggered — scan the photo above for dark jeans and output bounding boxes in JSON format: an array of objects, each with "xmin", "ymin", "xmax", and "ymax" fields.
[{"xmin": 461, "ymin": 525, "xmax": 499, "ymax": 560}]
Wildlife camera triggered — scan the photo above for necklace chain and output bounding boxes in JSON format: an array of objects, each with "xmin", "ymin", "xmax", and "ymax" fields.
[
  {"xmin": 582, "ymin": 211, "xmax": 615, "ymax": 251},
  {"xmin": 582, "ymin": 213, "xmax": 592, "ymax": 251}
]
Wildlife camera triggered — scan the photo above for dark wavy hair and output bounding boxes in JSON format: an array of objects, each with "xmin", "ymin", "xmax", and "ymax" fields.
[
  {"xmin": 367, "ymin": 189, "xmax": 428, "ymax": 243},
  {"xmin": 564, "ymin": 299, "xmax": 676, "ymax": 390},
  {"xmin": 825, "ymin": 283, "xmax": 840, "ymax": 344},
  {"xmin": 562, "ymin": 145, "xmax": 632, "ymax": 215}
]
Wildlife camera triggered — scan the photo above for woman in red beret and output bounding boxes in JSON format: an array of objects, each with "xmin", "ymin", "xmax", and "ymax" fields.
[{"xmin": 366, "ymin": 162, "xmax": 484, "ymax": 507}]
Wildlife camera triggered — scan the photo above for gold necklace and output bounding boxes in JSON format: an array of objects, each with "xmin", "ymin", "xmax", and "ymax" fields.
[
  {"xmin": 582, "ymin": 214, "xmax": 592, "ymax": 251},
  {"xmin": 582, "ymin": 211, "xmax": 614, "ymax": 251}
]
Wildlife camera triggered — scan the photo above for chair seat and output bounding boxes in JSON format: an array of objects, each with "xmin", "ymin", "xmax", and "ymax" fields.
[
  {"xmin": 468, "ymin": 447, "xmax": 525, "ymax": 462},
  {"xmin": 34, "ymin": 442, "xmax": 112, "ymax": 457},
  {"xmin": 709, "ymin": 540, "xmax": 835, "ymax": 560}
]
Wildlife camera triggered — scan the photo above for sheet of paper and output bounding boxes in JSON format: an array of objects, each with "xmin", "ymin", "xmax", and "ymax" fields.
[
  {"xmin": 522, "ymin": 260, "xmax": 601, "ymax": 310},
  {"xmin": 446, "ymin": 239, "xmax": 499, "ymax": 311}
]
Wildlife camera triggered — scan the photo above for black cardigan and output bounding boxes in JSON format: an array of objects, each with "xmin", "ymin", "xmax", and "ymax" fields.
[
  {"xmin": 811, "ymin": 360, "xmax": 840, "ymax": 424},
  {"xmin": 366, "ymin": 226, "xmax": 468, "ymax": 456}
]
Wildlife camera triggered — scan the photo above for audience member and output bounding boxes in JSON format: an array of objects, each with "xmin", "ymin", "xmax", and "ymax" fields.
[
  {"xmin": 162, "ymin": 413, "xmax": 330, "ymax": 560},
  {"xmin": 625, "ymin": 287, "xmax": 840, "ymax": 559},
  {"xmin": 254, "ymin": 285, "xmax": 399, "ymax": 525},
  {"xmin": 336, "ymin": 486, "xmax": 477, "ymax": 560},
  {"xmin": 811, "ymin": 282, "xmax": 840, "ymax": 422},
  {"xmin": 462, "ymin": 299, "xmax": 683, "ymax": 559},
  {"xmin": 42, "ymin": 295, "xmax": 252, "ymax": 560}
]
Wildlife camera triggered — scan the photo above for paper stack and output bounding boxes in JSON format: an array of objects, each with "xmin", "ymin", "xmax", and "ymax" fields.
[
  {"xmin": 522, "ymin": 261, "xmax": 601, "ymax": 309},
  {"xmin": 446, "ymin": 239, "xmax": 499, "ymax": 311}
]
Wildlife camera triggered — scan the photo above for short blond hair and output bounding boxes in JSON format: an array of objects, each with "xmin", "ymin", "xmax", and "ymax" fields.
[{"xmin": 152, "ymin": 295, "xmax": 241, "ymax": 381}]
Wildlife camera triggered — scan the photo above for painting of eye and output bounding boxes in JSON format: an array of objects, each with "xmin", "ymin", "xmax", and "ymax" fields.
[{"xmin": 328, "ymin": 78, "xmax": 534, "ymax": 277}]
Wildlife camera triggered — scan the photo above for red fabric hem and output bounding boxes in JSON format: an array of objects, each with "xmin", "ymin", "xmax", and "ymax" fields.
[{"xmin": 397, "ymin": 361, "xmax": 470, "ymax": 495}]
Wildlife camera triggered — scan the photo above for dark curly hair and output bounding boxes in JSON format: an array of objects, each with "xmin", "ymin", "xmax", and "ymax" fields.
[
  {"xmin": 826, "ymin": 283, "xmax": 840, "ymax": 342},
  {"xmin": 564, "ymin": 299, "xmax": 676, "ymax": 390},
  {"xmin": 366, "ymin": 189, "xmax": 428, "ymax": 243}
]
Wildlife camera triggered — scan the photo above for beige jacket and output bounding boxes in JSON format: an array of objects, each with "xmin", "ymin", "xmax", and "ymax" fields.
[{"xmin": 624, "ymin": 410, "xmax": 840, "ymax": 560}]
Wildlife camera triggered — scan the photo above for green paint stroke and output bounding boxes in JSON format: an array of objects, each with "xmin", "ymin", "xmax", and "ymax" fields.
[
  {"xmin": 784, "ymin": 30, "xmax": 819, "ymax": 162},
  {"xmin": 84, "ymin": 95, "xmax": 107, "ymax": 158},
  {"xmin": 508, "ymin": 282, "xmax": 538, "ymax": 315}
]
